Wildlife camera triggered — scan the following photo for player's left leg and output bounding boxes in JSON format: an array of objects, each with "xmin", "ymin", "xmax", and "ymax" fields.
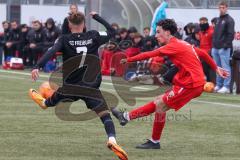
[{"xmin": 135, "ymin": 95, "xmax": 170, "ymax": 149}]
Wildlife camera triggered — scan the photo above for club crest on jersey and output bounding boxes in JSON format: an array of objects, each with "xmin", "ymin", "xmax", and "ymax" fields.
[
  {"xmin": 167, "ymin": 90, "xmax": 175, "ymax": 100},
  {"xmin": 69, "ymin": 39, "xmax": 93, "ymax": 46}
]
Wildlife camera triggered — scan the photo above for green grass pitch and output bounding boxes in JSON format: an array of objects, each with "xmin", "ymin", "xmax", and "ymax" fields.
[{"xmin": 0, "ymin": 69, "xmax": 240, "ymax": 160}]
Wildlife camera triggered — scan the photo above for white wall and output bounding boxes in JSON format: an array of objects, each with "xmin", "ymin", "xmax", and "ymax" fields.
[
  {"xmin": 0, "ymin": 4, "xmax": 7, "ymax": 32},
  {"xmin": 21, "ymin": 5, "xmax": 85, "ymax": 26},
  {"xmin": 166, "ymin": 8, "xmax": 240, "ymax": 49}
]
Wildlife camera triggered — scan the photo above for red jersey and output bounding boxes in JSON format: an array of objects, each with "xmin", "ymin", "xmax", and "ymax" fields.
[
  {"xmin": 199, "ymin": 26, "xmax": 214, "ymax": 53},
  {"xmin": 127, "ymin": 37, "xmax": 217, "ymax": 88}
]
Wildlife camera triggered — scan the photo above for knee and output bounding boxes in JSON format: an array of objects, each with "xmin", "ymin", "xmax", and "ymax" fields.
[{"xmin": 153, "ymin": 96, "xmax": 164, "ymax": 111}]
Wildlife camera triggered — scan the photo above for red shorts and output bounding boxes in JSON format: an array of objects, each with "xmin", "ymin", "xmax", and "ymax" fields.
[{"xmin": 162, "ymin": 85, "xmax": 204, "ymax": 111}]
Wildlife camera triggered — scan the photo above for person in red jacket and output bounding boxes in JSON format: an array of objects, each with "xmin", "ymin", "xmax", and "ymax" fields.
[
  {"xmin": 199, "ymin": 17, "xmax": 215, "ymax": 82},
  {"xmin": 112, "ymin": 19, "xmax": 229, "ymax": 149}
]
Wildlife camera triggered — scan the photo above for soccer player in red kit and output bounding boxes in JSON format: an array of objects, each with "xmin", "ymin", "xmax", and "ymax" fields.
[{"xmin": 112, "ymin": 19, "xmax": 229, "ymax": 149}]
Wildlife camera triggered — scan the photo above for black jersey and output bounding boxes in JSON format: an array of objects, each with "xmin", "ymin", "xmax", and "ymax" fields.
[{"xmin": 35, "ymin": 14, "xmax": 115, "ymax": 87}]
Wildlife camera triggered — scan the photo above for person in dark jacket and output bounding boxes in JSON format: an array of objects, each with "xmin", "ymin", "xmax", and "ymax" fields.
[
  {"xmin": 6, "ymin": 21, "xmax": 22, "ymax": 58},
  {"xmin": 0, "ymin": 32, "xmax": 4, "ymax": 65},
  {"xmin": 25, "ymin": 20, "xmax": 45, "ymax": 66},
  {"xmin": 20, "ymin": 24, "xmax": 30, "ymax": 65},
  {"xmin": 44, "ymin": 18, "xmax": 61, "ymax": 51},
  {"xmin": 62, "ymin": 4, "xmax": 78, "ymax": 34},
  {"xmin": 212, "ymin": 1, "xmax": 235, "ymax": 93},
  {"xmin": 184, "ymin": 23, "xmax": 200, "ymax": 47},
  {"xmin": 142, "ymin": 35, "xmax": 157, "ymax": 52},
  {"xmin": 2, "ymin": 21, "xmax": 12, "ymax": 60}
]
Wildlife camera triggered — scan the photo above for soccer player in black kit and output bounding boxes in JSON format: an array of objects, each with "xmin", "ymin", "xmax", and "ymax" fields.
[{"xmin": 29, "ymin": 12, "xmax": 128, "ymax": 160}]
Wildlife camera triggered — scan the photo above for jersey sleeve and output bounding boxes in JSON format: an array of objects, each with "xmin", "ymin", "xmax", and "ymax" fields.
[
  {"xmin": 194, "ymin": 47, "xmax": 217, "ymax": 71},
  {"xmin": 92, "ymin": 14, "xmax": 115, "ymax": 44},
  {"xmin": 34, "ymin": 36, "xmax": 63, "ymax": 69},
  {"xmin": 127, "ymin": 43, "xmax": 177, "ymax": 62}
]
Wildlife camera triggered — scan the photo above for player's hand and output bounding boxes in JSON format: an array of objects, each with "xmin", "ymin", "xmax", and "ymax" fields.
[
  {"xmin": 6, "ymin": 42, "xmax": 12, "ymax": 48},
  {"xmin": 120, "ymin": 59, "xmax": 127, "ymax": 64},
  {"xmin": 30, "ymin": 43, "xmax": 36, "ymax": 48},
  {"xmin": 89, "ymin": 11, "xmax": 98, "ymax": 17},
  {"xmin": 216, "ymin": 67, "xmax": 229, "ymax": 79},
  {"xmin": 31, "ymin": 69, "xmax": 39, "ymax": 81}
]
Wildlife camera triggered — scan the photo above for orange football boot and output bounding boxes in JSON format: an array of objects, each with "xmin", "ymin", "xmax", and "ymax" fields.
[
  {"xmin": 29, "ymin": 89, "xmax": 47, "ymax": 109},
  {"xmin": 107, "ymin": 141, "xmax": 128, "ymax": 160}
]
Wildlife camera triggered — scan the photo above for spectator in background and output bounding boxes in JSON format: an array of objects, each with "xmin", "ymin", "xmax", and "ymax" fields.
[
  {"xmin": 101, "ymin": 41, "xmax": 117, "ymax": 76},
  {"xmin": 111, "ymin": 23, "xmax": 120, "ymax": 42},
  {"xmin": 0, "ymin": 32, "xmax": 3, "ymax": 65},
  {"xmin": 2, "ymin": 21, "xmax": 12, "ymax": 60},
  {"xmin": 6, "ymin": 20, "xmax": 21, "ymax": 58},
  {"xmin": 184, "ymin": 23, "xmax": 200, "ymax": 47},
  {"xmin": 128, "ymin": 26, "xmax": 138, "ymax": 41},
  {"xmin": 143, "ymin": 27, "xmax": 150, "ymax": 37},
  {"xmin": 212, "ymin": 1, "xmax": 235, "ymax": 93},
  {"xmin": 142, "ymin": 36, "xmax": 156, "ymax": 52},
  {"xmin": 20, "ymin": 24, "xmax": 30, "ymax": 66},
  {"xmin": 199, "ymin": 17, "xmax": 215, "ymax": 82},
  {"xmin": 62, "ymin": 4, "xmax": 79, "ymax": 34},
  {"xmin": 174, "ymin": 24, "xmax": 183, "ymax": 39},
  {"xmin": 111, "ymin": 23, "xmax": 119, "ymax": 31},
  {"xmin": 132, "ymin": 33, "xmax": 143, "ymax": 49},
  {"xmin": 125, "ymin": 33, "xmax": 142, "ymax": 58},
  {"xmin": 26, "ymin": 20, "xmax": 45, "ymax": 66},
  {"xmin": 119, "ymin": 27, "xmax": 129, "ymax": 42},
  {"xmin": 211, "ymin": 17, "xmax": 218, "ymax": 28},
  {"xmin": 44, "ymin": 18, "xmax": 61, "ymax": 51}
]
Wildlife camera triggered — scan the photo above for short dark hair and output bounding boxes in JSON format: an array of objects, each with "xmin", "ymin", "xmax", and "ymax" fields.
[
  {"xmin": 219, "ymin": 1, "xmax": 228, "ymax": 7},
  {"xmin": 144, "ymin": 27, "xmax": 150, "ymax": 31},
  {"xmin": 211, "ymin": 17, "xmax": 218, "ymax": 24},
  {"xmin": 157, "ymin": 19, "xmax": 177, "ymax": 35},
  {"xmin": 119, "ymin": 27, "xmax": 128, "ymax": 34},
  {"xmin": 2, "ymin": 21, "xmax": 9, "ymax": 25},
  {"xmin": 199, "ymin": 17, "xmax": 208, "ymax": 22},
  {"xmin": 70, "ymin": 3, "xmax": 78, "ymax": 8},
  {"xmin": 11, "ymin": 20, "xmax": 18, "ymax": 24},
  {"xmin": 68, "ymin": 12, "xmax": 85, "ymax": 25}
]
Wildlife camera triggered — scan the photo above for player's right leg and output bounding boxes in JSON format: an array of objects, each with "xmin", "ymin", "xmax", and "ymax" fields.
[
  {"xmin": 112, "ymin": 94, "xmax": 168, "ymax": 126},
  {"xmin": 112, "ymin": 95, "xmax": 169, "ymax": 149}
]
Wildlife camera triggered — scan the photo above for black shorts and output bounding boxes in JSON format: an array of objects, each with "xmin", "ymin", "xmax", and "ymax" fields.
[{"xmin": 45, "ymin": 88, "xmax": 109, "ymax": 114}]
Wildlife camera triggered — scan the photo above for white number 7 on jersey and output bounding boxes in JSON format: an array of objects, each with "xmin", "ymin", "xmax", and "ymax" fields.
[{"xmin": 76, "ymin": 46, "xmax": 88, "ymax": 68}]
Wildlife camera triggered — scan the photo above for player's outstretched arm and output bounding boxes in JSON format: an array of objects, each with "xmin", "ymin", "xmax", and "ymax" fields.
[
  {"xmin": 194, "ymin": 47, "xmax": 217, "ymax": 71},
  {"xmin": 126, "ymin": 49, "xmax": 161, "ymax": 63},
  {"xmin": 194, "ymin": 47, "xmax": 229, "ymax": 79},
  {"xmin": 90, "ymin": 12, "xmax": 115, "ymax": 38},
  {"xmin": 31, "ymin": 36, "xmax": 63, "ymax": 81}
]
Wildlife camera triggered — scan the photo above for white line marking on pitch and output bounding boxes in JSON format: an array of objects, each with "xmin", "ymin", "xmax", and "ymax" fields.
[
  {"xmin": 1, "ymin": 69, "xmax": 240, "ymax": 108},
  {"xmin": 192, "ymin": 100, "xmax": 240, "ymax": 108},
  {"xmin": 0, "ymin": 69, "xmax": 152, "ymax": 90}
]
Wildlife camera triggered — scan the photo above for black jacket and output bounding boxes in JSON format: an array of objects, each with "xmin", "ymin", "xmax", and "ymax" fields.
[
  {"xmin": 27, "ymin": 27, "xmax": 45, "ymax": 46},
  {"xmin": 44, "ymin": 18, "xmax": 61, "ymax": 47},
  {"xmin": 212, "ymin": 14, "xmax": 235, "ymax": 49},
  {"xmin": 62, "ymin": 17, "xmax": 70, "ymax": 35},
  {"xmin": 10, "ymin": 28, "xmax": 21, "ymax": 45},
  {"xmin": 3, "ymin": 28, "xmax": 11, "ymax": 43}
]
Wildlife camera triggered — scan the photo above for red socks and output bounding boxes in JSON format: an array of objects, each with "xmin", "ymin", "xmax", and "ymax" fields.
[
  {"xmin": 128, "ymin": 101, "xmax": 166, "ymax": 142},
  {"xmin": 151, "ymin": 112, "xmax": 166, "ymax": 141},
  {"xmin": 129, "ymin": 101, "xmax": 156, "ymax": 120}
]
